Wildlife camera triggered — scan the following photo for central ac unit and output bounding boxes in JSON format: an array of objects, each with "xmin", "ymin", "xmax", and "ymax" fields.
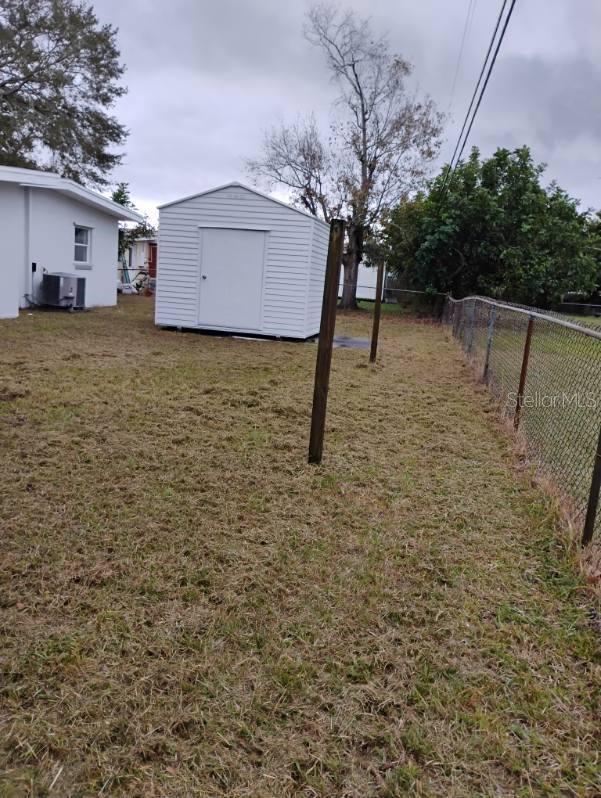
[{"xmin": 40, "ymin": 272, "xmax": 86, "ymax": 309}]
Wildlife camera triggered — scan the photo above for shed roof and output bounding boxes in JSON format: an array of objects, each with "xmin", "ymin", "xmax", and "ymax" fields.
[
  {"xmin": 0, "ymin": 165, "xmax": 143, "ymax": 222},
  {"xmin": 157, "ymin": 181, "xmax": 329, "ymax": 227}
]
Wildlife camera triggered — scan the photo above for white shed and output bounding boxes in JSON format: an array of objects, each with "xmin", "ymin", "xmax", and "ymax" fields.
[
  {"xmin": 155, "ymin": 182, "xmax": 330, "ymax": 339},
  {"xmin": 0, "ymin": 165, "xmax": 142, "ymax": 318}
]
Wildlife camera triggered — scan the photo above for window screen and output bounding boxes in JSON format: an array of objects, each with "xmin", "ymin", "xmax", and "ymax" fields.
[{"xmin": 74, "ymin": 226, "xmax": 90, "ymax": 263}]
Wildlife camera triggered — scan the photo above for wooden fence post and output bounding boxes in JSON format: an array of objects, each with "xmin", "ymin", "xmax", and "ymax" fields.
[
  {"xmin": 369, "ymin": 260, "xmax": 385, "ymax": 363},
  {"xmin": 308, "ymin": 219, "xmax": 345, "ymax": 464},
  {"xmin": 582, "ymin": 424, "xmax": 601, "ymax": 546},
  {"xmin": 514, "ymin": 315, "xmax": 534, "ymax": 431}
]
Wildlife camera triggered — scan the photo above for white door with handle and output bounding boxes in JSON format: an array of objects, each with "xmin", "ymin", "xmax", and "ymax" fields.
[{"xmin": 198, "ymin": 228, "xmax": 266, "ymax": 330}]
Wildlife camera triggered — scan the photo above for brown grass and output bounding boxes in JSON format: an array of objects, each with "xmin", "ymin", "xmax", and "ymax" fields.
[{"xmin": 0, "ymin": 296, "xmax": 599, "ymax": 797}]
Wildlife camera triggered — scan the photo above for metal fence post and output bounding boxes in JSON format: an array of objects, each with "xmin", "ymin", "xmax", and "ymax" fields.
[
  {"xmin": 456, "ymin": 301, "xmax": 464, "ymax": 340},
  {"xmin": 482, "ymin": 306, "xmax": 496, "ymax": 382},
  {"xmin": 582, "ymin": 424, "xmax": 601, "ymax": 546},
  {"xmin": 467, "ymin": 300, "xmax": 476, "ymax": 354},
  {"xmin": 514, "ymin": 315, "xmax": 534, "ymax": 431}
]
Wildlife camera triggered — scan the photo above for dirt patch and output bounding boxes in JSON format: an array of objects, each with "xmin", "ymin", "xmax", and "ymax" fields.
[{"xmin": 0, "ymin": 387, "xmax": 29, "ymax": 402}]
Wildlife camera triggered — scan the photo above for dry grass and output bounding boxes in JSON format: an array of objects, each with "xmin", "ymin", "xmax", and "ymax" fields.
[{"xmin": 0, "ymin": 296, "xmax": 599, "ymax": 797}]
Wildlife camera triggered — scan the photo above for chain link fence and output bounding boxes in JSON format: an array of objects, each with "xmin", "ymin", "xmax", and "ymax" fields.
[{"xmin": 443, "ymin": 296, "xmax": 601, "ymax": 547}]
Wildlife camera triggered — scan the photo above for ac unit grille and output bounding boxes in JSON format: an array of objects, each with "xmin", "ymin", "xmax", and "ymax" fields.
[{"xmin": 40, "ymin": 272, "xmax": 86, "ymax": 309}]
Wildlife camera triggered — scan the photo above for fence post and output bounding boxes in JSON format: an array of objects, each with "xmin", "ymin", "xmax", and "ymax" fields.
[
  {"xmin": 482, "ymin": 306, "xmax": 496, "ymax": 382},
  {"xmin": 308, "ymin": 219, "xmax": 345, "ymax": 464},
  {"xmin": 467, "ymin": 300, "xmax": 476, "ymax": 354},
  {"xmin": 454, "ymin": 301, "xmax": 463, "ymax": 339},
  {"xmin": 369, "ymin": 261, "xmax": 385, "ymax": 363},
  {"xmin": 513, "ymin": 315, "xmax": 534, "ymax": 431},
  {"xmin": 582, "ymin": 424, "xmax": 601, "ymax": 546}
]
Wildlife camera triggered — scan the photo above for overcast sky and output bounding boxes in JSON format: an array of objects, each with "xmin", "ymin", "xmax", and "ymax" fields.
[{"xmin": 93, "ymin": 0, "xmax": 601, "ymax": 223}]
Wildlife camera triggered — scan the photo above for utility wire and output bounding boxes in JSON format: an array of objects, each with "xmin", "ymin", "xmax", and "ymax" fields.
[
  {"xmin": 440, "ymin": 0, "xmax": 508, "ymax": 195},
  {"xmin": 448, "ymin": 0, "xmax": 477, "ymax": 112},
  {"xmin": 439, "ymin": 0, "xmax": 516, "ymax": 198},
  {"xmin": 452, "ymin": 0, "xmax": 518, "ymax": 169}
]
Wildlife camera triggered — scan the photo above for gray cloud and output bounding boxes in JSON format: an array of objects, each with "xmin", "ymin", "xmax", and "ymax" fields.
[{"xmin": 93, "ymin": 0, "xmax": 601, "ymax": 220}]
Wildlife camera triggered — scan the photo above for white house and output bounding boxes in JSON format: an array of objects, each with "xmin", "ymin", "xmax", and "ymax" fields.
[
  {"xmin": 339, "ymin": 263, "xmax": 386, "ymax": 302},
  {"xmin": 119, "ymin": 236, "xmax": 157, "ymax": 292},
  {"xmin": 0, "ymin": 165, "xmax": 142, "ymax": 318},
  {"xmin": 123, "ymin": 236, "xmax": 157, "ymax": 285},
  {"xmin": 156, "ymin": 182, "xmax": 330, "ymax": 339}
]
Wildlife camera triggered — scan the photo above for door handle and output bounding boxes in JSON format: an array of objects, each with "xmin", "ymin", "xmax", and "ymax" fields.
[{"xmin": 202, "ymin": 275, "xmax": 207, "ymax": 280}]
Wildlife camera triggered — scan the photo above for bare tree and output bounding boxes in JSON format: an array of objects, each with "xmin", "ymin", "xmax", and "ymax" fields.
[
  {"xmin": 248, "ymin": 116, "xmax": 339, "ymax": 220},
  {"xmin": 248, "ymin": 4, "xmax": 444, "ymax": 308}
]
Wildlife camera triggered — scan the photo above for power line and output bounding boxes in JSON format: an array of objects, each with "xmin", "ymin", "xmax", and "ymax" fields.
[
  {"xmin": 440, "ymin": 0, "xmax": 508, "ymax": 195},
  {"xmin": 448, "ymin": 0, "xmax": 477, "ymax": 111},
  {"xmin": 439, "ymin": 0, "xmax": 517, "ymax": 199},
  {"xmin": 452, "ymin": 0, "xmax": 518, "ymax": 169}
]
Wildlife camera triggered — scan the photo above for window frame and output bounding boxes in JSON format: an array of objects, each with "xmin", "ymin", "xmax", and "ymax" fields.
[{"xmin": 73, "ymin": 224, "xmax": 92, "ymax": 268}]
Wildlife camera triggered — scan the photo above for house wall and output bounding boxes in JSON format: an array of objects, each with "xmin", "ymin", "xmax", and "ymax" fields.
[
  {"xmin": 156, "ymin": 185, "xmax": 328, "ymax": 338},
  {"xmin": 0, "ymin": 183, "xmax": 26, "ymax": 318},
  {"xmin": 130, "ymin": 241, "xmax": 149, "ymax": 272},
  {"xmin": 338, "ymin": 263, "xmax": 382, "ymax": 301},
  {"xmin": 25, "ymin": 189, "xmax": 119, "ymax": 308}
]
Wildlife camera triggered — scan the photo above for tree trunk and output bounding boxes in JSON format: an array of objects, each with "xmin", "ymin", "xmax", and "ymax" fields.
[
  {"xmin": 339, "ymin": 223, "xmax": 363, "ymax": 310},
  {"xmin": 340, "ymin": 256, "xmax": 359, "ymax": 309}
]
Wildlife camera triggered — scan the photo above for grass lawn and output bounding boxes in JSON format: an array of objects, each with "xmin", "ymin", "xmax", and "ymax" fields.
[
  {"xmin": 357, "ymin": 299, "xmax": 436, "ymax": 317},
  {"xmin": 566, "ymin": 315, "xmax": 601, "ymax": 328},
  {"xmin": 1, "ymin": 297, "xmax": 599, "ymax": 797},
  {"xmin": 357, "ymin": 300, "xmax": 406, "ymax": 315}
]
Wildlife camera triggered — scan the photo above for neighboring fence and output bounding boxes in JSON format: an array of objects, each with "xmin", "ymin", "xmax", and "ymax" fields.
[{"xmin": 443, "ymin": 296, "xmax": 601, "ymax": 547}]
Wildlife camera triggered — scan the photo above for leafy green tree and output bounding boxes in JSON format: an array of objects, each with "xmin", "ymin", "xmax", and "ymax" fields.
[
  {"xmin": 0, "ymin": 0, "xmax": 127, "ymax": 186},
  {"xmin": 587, "ymin": 212, "xmax": 601, "ymax": 295},
  {"xmin": 111, "ymin": 182, "xmax": 156, "ymax": 262},
  {"xmin": 383, "ymin": 147, "xmax": 597, "ymax": 307},
  {"xmin": 111, "ymin": 182, "xmax": 134, "ymax": 209}
]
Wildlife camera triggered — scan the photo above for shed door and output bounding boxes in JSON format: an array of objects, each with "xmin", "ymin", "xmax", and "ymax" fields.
[{"xmin": 198, "ymin": 228, "xmax": 266, "ymax": 330}]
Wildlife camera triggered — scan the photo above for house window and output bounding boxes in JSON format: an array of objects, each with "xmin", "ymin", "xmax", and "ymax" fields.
[{"xmin": 74, "ymin": 226, "xmax": 91, "ymax": 264}]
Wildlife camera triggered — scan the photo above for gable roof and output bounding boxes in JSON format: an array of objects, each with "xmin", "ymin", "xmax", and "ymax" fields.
[
  {"xmin": 157, "ymin": 181, "xmax": 329, "ymax": 226},
  {"xmin": 0, "ymin": 165, "xmax": 144, "ymax": 222}
]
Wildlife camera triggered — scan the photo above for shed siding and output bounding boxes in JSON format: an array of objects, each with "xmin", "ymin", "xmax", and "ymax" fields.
[
  {"xmin": 156, "ymin": 185, "xmax": 323, "ymax": 337},
  {"xmin": 306, "ymin": 220, "xmax": 330, "ymax": 336}
]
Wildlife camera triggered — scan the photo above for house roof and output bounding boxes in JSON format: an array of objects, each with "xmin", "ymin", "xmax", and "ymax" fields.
[
  {"xmin": 157, "ymin": 181, "xmax": 329, "ymax": 227},
  {"xmin": 0, "ymin": 165, "xmax": 144, "ymax": 222}
]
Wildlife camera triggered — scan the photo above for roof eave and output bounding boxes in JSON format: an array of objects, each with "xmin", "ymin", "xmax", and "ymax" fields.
[
  {"xmin": 13, "ymin": 171, "xmax": 144, "ymax": 223},
  {"xmin": 54, "ymin": 187, "xmax": 144, "ymax": 222}
]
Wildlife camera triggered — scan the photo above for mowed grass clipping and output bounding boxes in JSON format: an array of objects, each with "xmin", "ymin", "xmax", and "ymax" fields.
[{"xmin": 0, "ymin": 297, "xmax": 599, "ymax": 798}]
